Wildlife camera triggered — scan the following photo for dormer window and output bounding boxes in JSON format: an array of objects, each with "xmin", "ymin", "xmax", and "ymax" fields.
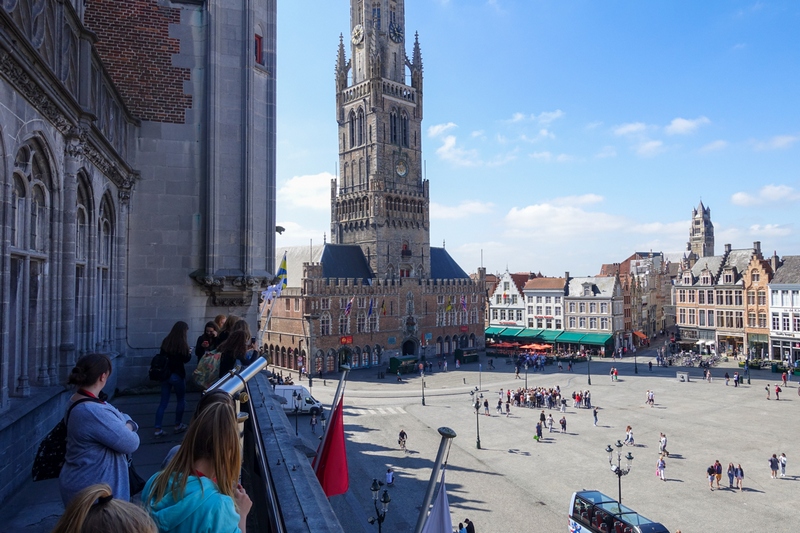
[
  {"xmin": 723, "ymin": 272, "xmax": 733, "ymax": 284},
  {"xmin": 683, "ymin": 274, "xmax": 691, "ymax": 285},
  {"xmin": 701, "ymin": 274, "xmax": 710, "ymax": 285},
  {"xmin": 751, "ymin": 269, "xmax": 760, "ymax": 283}
]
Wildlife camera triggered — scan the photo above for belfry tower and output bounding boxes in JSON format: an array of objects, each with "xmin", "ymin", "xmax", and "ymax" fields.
[
  {"xmin": 332, "ymin": 0, "xmax": 430, "ymax": 279},
  {"xmin": 689, "ymin": 201, "xmax": 714, "ymax": 258}
]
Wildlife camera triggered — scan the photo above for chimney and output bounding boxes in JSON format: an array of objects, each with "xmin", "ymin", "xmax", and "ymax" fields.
[
  {"xmin": 753, "ymin": 241, "xmax": 761, "ymax": 257},
  {"xmin": 724, "ymin": 244, "xmax": 731, "ymax": 254},
  {"xmin": 564, "ymin": 271, "xmax": 570, "ymax": 281},
  {"xmin": 771, "ymin": 251, "xmax": 781, "ymax": 273}
]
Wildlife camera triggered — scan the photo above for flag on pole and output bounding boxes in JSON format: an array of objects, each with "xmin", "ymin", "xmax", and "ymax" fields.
[
  {"xmin": 420, "ymin": 469, "xmax": 453, "ymax": 533},
  {"xmin": 312, "ymin": 396, "xmax": 349, "ymax": 497},
  {"xmin": 343, "ymin": 295, "xmax": 355, "ymax": 317},
  {"xmin": 275, "ymin": 251, "xmax": 288, "ymax": 296},
  {"xmin": 445, "ymin": 297, "xmax": 453, "ymax": 312},
  {"xmin": 381, "ymin": 299, "xmax": 387, "ymax": 316},
  {"xmin": 367, "ymin": 297, "xmax": 374, "ymax": 317},
  {"xmin": 460, "ymin": 294, "xmax": 467, "ymax": 312}
]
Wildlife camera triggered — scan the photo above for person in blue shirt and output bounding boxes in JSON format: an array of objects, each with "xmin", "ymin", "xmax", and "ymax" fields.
[{"xmin": 143, "ymin": 402, "xmax": 252, "ymax": 533}]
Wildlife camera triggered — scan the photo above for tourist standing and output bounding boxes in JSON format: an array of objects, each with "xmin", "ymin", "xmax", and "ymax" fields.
[
  {"xmin": 154, "ymin": 321, "xmax": 192, "ymax": 437},
  {"xmin": 735, "ymin": 464, "xmax": 744, "ymax": 490},
  {"xmin": 769, "ymin": 454, "xmax": 780, "ymax": 478},
  {"xmin": 775, "ymin": 384, "xmax": 782, "ymax": 400},
  {"xmin": 780, "ymin": 453, "xmax": 787, "ymax": 477},
  {"xmin": 560, "ymin": 416, "xmax": 567, "ymax": 433},
  {"xmin": 714, "ymin": 460, "xmax": 722, "ymax": 488},
  {"xmin": 707, "ymin": 464, "xmax": 716, "ymax": 491},
  {"xmin": 766, "ymin": 384, "xmax": 771, "ymax": 400},
  {"xmin": 310, "ymin": 414, "xmax": 318, "ymax": 434},
  {"xmin": 593, "ymin": 407, "xmax": 599, "ymax": 427},
  {"xmin": 657, "ymin": 456, "xmax": 666, "ymax": 481}
]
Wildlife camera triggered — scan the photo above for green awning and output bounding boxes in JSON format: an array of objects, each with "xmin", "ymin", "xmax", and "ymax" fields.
[
  {"xmin": 579, "ymin": 333, "xmax": 613, "ymax": 346},
  {"xmin": 484, "ymin": 326, "xmax": 506, "ymax": 336},
  {"xmin": 555, "ymin": 332, "xmax": 585, "ymax": 343},
  {"xmin": 537, "ymin": 330, "xmax": 562, "ymax": 342},
  {"xmin": 516, "ymin": 328, "xmax": 543, "ymax": 338},
  {"xmin": 499, "ymin": 328, "xmax": 525, "ymax": 338}
]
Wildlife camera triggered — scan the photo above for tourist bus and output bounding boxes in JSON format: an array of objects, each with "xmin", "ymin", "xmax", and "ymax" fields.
[{"xmin": 569, "ymin": 491, "xmax": 669, "ymax": 533}]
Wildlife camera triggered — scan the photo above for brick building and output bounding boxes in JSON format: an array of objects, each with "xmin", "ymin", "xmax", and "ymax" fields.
[
  {"xmin": 0, "ymin": 0, "xmax": 276, "ymax": 502},
  {"xmin": 261, "ymin": 0, "xmax": 485, "ymax": 372}
]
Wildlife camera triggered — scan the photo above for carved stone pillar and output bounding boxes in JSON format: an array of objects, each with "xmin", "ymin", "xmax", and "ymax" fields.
[{"xmin": 59, "ymin": 132, "xmax": 83, "ymax": 380}]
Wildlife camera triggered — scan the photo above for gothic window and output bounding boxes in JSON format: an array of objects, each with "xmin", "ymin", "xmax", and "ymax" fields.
[
  {"xmin": 339, "ymin": 314, "xmax": 349, "ymax": 335},
  {"xmin": 254, "ymin": 31, "xmax": 264, "ymax": 65},
  {"xmin": 8, "ymin": 138, "xmax": 56, "ymax": 393},
  {"xmin": 372, "ymin": 3, "xmax": 381, "ymax": 30},
  {"xmin": 320, "ymin": 313, "xmax": 331, "ymax": 336},
  {"xmin": 369, "ymin": 313, "xmax": 378, "ymax": 333},
  {"xmin": 357, "ymin": 108, "xmax": 365, "ymax": 145},
  {"xmin": 401, "ymin": 112, "xmax": 409, "ymax": 147},
  {"xmin": 357, "ymin": 312, "xmax": 366, "ymax": 333},
  {"xmin": 349, "ymin": 110, "xmax": 356, "ymax": 147},
  {"xmin": 390, "ymin": 110, "xmax": 398, "ymax": 144},
  {"xmin": 96, "ymin": 194, "xmax": 115, "ymax": 352}
]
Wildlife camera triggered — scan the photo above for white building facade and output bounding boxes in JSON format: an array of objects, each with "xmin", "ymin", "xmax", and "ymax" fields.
[
  {"xmin": 489, "ymin": 271, "xmax": 529, "ymax": 328},
  {"xmin": 769, "ymin": 256, "xmax": 800, "ymax": 364},
  {"xmin": 523, "ymin": 277, "xmax": 566, "ymax": 330}
]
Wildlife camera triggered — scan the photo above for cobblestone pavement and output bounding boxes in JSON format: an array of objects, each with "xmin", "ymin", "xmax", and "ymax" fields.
[{"xmin": 301, "ymin": 350, "xmax": 797, "ymax": 533}]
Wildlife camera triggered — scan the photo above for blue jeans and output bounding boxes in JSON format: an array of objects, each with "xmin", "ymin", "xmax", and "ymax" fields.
[{"xmin": 155, "ymin": 373, "xmax": 186, "ymax": 429}]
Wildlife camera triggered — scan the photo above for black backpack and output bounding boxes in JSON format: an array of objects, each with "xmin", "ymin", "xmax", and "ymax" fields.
[
  {"xmin": 149, "ymin": 352, "xmax": 170, "ymax": 382},
  {"xmin": 31, "ymin": 397, "xmax": 100, "ymax": 481}
]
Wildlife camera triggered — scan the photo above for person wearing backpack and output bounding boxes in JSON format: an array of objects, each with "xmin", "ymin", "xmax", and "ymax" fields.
[
  {"xmin": 154, "ymin": 321, "xmax": 192, "ymax": 437},
  {"xmin": 60, "ymin": 353, "xmax": 140, "ymax": 506}
]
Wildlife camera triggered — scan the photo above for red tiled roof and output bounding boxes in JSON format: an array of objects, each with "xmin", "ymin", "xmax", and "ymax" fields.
[
  {"xmin": 523, "ymin": 277, "xmax": 565, "ymax": 290},
  {"xmin": 510, "ymin": 273, "xmax": 531, "ymax": 294}
]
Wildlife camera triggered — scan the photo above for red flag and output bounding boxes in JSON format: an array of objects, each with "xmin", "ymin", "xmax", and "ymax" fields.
[{"xmin": 312, "ymin": 396, "xmax": 349, "ymax": 497}]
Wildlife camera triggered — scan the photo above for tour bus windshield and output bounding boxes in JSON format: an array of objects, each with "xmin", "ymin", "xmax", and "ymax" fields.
[{"xmin": 569, "ymin": 491, "xmax": 669, "ymax": 533}]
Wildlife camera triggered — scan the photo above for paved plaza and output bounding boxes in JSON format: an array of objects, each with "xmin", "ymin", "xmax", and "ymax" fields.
[{"xmin": 303, "ymin": 348, "xmax": 797, "ymax": 533}]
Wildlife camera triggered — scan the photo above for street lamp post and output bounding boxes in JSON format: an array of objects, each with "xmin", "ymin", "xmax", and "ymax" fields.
[
  {"xmin": 474, "ymin": 396, "xmax": 481, "ymax": 449},
  {"xmin": 606, "ymin": 441, "xmax": 634, "ymax": 504},
  {"xmin": 479, "ymin": 363, "xmax": 482, "ymax": 391},
  {"xmin": 368, "ymin": 478, "xmax": 390, "ymax": 533},
  {"xmin": 292, "ymin": 390, "xmax": 300, "ymax": 436},
  {"xmin": 421, "ymin": 375, "xmax": 426, "ymax": 406},
  {"xmin": 587, "ymin": 354, "xmax": 592, "ymax": 386}
]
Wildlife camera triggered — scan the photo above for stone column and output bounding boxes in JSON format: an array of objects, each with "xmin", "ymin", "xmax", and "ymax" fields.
[{"xmin": 59, "ymin": 133, "xmax": 83, "ymax": 380}]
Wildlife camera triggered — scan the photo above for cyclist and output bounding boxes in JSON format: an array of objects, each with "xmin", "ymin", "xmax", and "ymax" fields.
[{"xmin": 398, "ymin": 429, "xmax": 407, "ymax": 451}]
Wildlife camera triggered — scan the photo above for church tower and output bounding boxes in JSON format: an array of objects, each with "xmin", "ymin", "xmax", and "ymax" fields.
[
  {"xmin": 689, "ymin": 201, "xmax": 714, "ymax": 258},
  {"xmin": 332, "ymin": 0, "xmax": 430, "ymax": 279}
]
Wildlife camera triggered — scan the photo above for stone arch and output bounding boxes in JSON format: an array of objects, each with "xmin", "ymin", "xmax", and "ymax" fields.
[
  {"xmin": 326, "ymin": 348, "xmax": 337, "ymax": 373},
  {"xmin": 436, "ymin": 336, "xmax": 443, "ymax": 356},
  {"xmin": 444, "ymin": 336, "xmax": 452, "ymax": 354},
  {"xmin": 402, "ymin": 338, "xmax": 417, "ymax": 356}
]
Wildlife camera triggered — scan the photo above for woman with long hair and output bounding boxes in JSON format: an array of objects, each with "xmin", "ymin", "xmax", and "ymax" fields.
[
  {"xmin": 154, "ymin": 321, "xmax": 192, "ymax": 437},
  {"xmin": 59, "ymin": 354, "xmax": 140, "ymax": 506},
  {"xmin": 217, "ymin": 330, "xmax": 254, "ymax": 379},
  {"xmin": 194, "ymin": 321, "xmax": 219, "ymax": 362},
  {"xmin": 53, "ymin": 483, "xmax": 156, "ymax": 533},
  {"xmin": 143, "ymin": 402, "xmax": 252, "ymax": 532}
]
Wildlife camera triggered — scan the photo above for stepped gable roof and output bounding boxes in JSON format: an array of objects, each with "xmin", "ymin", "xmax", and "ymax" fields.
[
  {"xmin": 773, "ymin": 256, "xmax": 800, "ymax": 284},
  {"xmin": 276, "ymin": 244, "xmax": 373, "ymax": 287},
  {"xmin": 523, "ymin": 277, "xmax": 566, "ymax": 291},
  {"xmin": 430, "ymin": 247, "xmax": 470, "ymax": 279},
  {"xmin": 565, "ymin": 276, "xmax": 616, "ymax": 298},
  {"xmin": 598, "ymin": 264, "xmax": 620, "ymax": 277},
  {"xmin": 510, "ymin": 273, "xmax": 531, "ymax": 293},
  {"xmin": 723, "ymin": 249, "xmax": 754, "ymax": 279}
]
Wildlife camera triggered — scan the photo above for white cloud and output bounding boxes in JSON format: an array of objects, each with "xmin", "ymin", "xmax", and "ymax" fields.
[
  {"xmin": 665, "ymin": 116, "xmax": 710, "ymax": 135},
  {"xmin": 430, "ymin": 200, "xmax": 494, "ymax": 220},
  {"xmin": 749, "ymin": 224, "xmax": 792, "ymax": 237},
  {"xmin": 614, "ymin": 122, "xmax": 647, "ymax": 136},
  {"xmin": 753, "ymin": 135, "xmax": 799, "ymax": 151},
  {"xmin": 277, "ymin": 172, "xmax": 334, "ymax": 210},
  {"xmin": 471, "ymin": 130, "xmax": 485, "ymax": 138},
  {"xmin": 435, "ymin": 135, "xmax": 481, "ymax": 166},
  {"xmin": 595, "ymin": 146, "xmax": 617, "ymax": 158},
  {"xmin": 700, "ymin": 140, "xmax": 727, "ymax": 152},
  {"xmin": 636, "ymin": 140, "xmax": 665, "ymax": 157},
  {"xmin": 536, "ymin": 109, "xmax": 565, "ymax": 124},
  {"xmin": 509, "ymin": 112, "xmax": 527, "ymax": 123},
  {"xmin": 520, "ymin": 129, "xmax": 555, "ymax": 143},
  {"xmin": 428, "ymin": 122, "xmax": 457, "ymax": 137},
  {"xmin": 585, "ymin": 121, "xmax": 603, "ymax": 130},
  {"xmin": 531, "ymin": 151, "xmax": 552, "ymax": 161},
  {"xmin": 731, "ymin": 185, "xmax": 800, "ymax": 206},
  {"xmin": 551, "ymin": 194, "xmax": 604, "ymax": 206}
]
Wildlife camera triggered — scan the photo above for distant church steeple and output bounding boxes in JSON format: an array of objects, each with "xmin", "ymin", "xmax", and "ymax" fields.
[{"xmin": 689, "ymin": 201, "xmax": 714, "ymax": 259}]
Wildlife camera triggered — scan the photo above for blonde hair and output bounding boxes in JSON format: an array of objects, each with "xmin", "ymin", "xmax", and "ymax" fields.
[
  {"xmin": 145, "ymin": 402, "xmax": 241, "ymax": 510},
  {"xmin": 52, "ymin": 484, "xmax": 156, "ymax": 533}
]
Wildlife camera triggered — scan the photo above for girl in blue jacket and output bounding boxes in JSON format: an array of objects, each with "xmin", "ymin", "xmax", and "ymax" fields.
[{"xmin": 143, "ymin": 402, "xmax": 252, "ymax": 533}]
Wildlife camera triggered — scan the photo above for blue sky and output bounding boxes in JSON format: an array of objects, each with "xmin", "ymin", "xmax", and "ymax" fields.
[{"xmin": 275, "ymin": 1, "xmax": 800, "ymax": 277}]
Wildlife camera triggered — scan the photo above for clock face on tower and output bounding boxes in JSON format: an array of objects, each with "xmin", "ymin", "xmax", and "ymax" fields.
[
  {"xmin": 351, "ymin": 24, "xmax": 364, "ymax": 45},
  {"xmin": 389, "ymin": 22, "xmax": 404, "ymax": 43},
  {"xmin": 395, "ymin": 159, "xmax": 408, "ymax": 177}
]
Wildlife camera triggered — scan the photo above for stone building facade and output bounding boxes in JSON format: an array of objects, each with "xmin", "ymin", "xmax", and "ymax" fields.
[
  {"xmin": 488, "ymin": 271, "xmax": 532, "ymax": 328},
  {"xmin": 262, "ymin": 0, "xmax": 485, "ymax": 371},
  {"xmin": 563, "ymin": 274, "xmax": 623, "ymax": 352},
  {"xmin": 0, "ymin": 0, "xmax": 276, "ymax": 503}
]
